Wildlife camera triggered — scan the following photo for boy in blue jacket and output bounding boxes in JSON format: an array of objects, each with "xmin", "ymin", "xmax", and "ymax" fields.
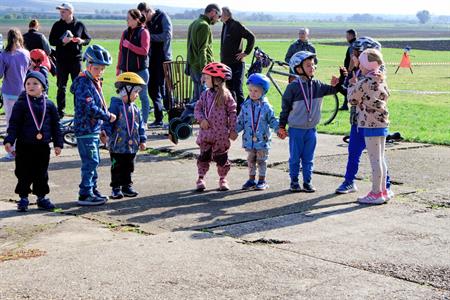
[
  {"xmin": 71, "ymin": 45, "xmax": 116, "ymax": 206},
  {"xmin": 236, "ymin": 73, "xmax": 278, "ymax": 190},
  {"xmin": 4, "ymin": 71, "xmax": 63, "ymax": 212},
  {"xmin": 101, "ymin": 72, "xmax": 147, "ymax": 199},
  {"xmin": 278, "ymin": 51, "xmax": 340, "ymax": 193}
]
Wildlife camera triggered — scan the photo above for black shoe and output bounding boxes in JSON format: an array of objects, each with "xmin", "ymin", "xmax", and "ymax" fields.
[
  {"xmin": 147, "ymin": 121, "xmax": 164, "ymax": 128},
  {"xmin": 122, "ymin": 186, "xmax": 138, "ymax": 197},
  {"xmin": 93, "ymin": 189, "xmax": 108, "ymax": 201},
  {"xmin": 111, "ymin": 188, "xmax": 124, "ymax": 199},
  {"xmin": 77, "ymin": 194, "xmax": 107, "ymax": 206},
  {"xmin": 36, "ymin": 197, "xmax": 56, "ymax": 210},
  {"xmin": 303, "ymin": 182, "xmax": 316, "ymax": 193},
  {"xmin": 17, "ymin": 197, "xmax": 29, "ymax": 212},
  {"xmin": 58, "ymin": 110, "xmax": 65, "ymax": 119}
]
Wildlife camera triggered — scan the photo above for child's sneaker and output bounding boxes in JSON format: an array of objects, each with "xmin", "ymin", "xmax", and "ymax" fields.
[
  {"xmin": 111, "ymin": 188, "xmax": 124, "ymax": 199},
  {"xmin": 255, "ymin": 180, "xmax": 269, "ymax": 190},
  {"xmin": 358, "ymin": 192, "xmax": 386, "ymax": 205},
  {"xmin": 242, "ymin": 179, "xmax": 257, "ymax": 190},
  {"xmin": 383, "ymin": 189, "xmax": 395, "ymax": 201},
  {"xmin": 77, "ymin": 194, "xmax": 107, "ymax": 206},
  {"xmin": 17, "ymin": 197, "xmax": 29, "ymax": 212},
  {"xmin": 93, "ymin": 189, "xmax": 109, "ymax": 201},
  {"xmin": 290, "ymin": 181, "xmax": 302, "ymax": 193},
  {"xmin": 303, "ymin": 182, "xmax": 316, "ymax": 193},
  {"xmin": 36, "ymin": 197, "xmax": 56, "ymax": 210},
  {"xmin": 218, "ymin": 178, "xmax": 230, "ymax": 191},
  {"xmin": 335, "ymin": 182, "xmax": 358, "ymax": 194},
  {"xmin": 122, "ymin": 186, "xmax": 138, "ymax": 197},
  {"xmin": 196, "ymin": 178, "xmax": 206, "ymax": 192}
]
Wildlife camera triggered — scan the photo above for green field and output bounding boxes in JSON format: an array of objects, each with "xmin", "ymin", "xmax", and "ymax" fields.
[{"xmin": 2, "ymin": 39, "xmax": 450, "ymax": 145}]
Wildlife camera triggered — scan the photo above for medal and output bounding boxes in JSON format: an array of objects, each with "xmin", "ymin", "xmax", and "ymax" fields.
[
  {"xmin": 298, "ymin": 79, "xmax": 313, "ymax": 122},
  {"xmin": 26, "ymin": 95, "xmax": 46, "ymax": 140},
  {"xmin": 252, "ymin": 136, "xmax": 257, "ymax": 142},
  {"xmin": 250, "ymin": 101, "xmax": 262, "ymax": 143},
  {"xmin": 123, "ymin": 101, "xmax": 135, "ymax": 145}
]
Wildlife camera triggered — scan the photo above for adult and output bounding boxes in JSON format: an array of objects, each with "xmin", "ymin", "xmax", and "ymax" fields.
[
  {"xmin": 339, "ymin": 29, "xmax": 357, "ymax": 111},
  {"xmin": 284, "ymin": 27, "xmax": 316, "ymax": 63},
  {"xmin": 137, "ymin": 2, "xmax": 173, "ymax": 128},
  {"xmin": 0, "ymin": 28, "xmax": 30, "ymax": 160},
  {"xmin": 23, "ymin": 19, "xmax": 52, "ymax": 55},
  {"xmin": 220, "ymin": 7, "xmax": 255, "ymax": 113},
  {"xmin": 117, "ymin": 9, "xmax": 151, "ymax": 126},
  {"xmin": 186, "ymin": 4, "xmax": 221, "ymax": 105},
  {"xmin": 49, "ymin": 2, "xmax": 91, "ymax": 119}
]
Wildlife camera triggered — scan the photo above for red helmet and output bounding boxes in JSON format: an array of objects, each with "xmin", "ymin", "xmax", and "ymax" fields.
[
  {"xmin": 30, "ymin": 49, "xmax": 51, "ymax": 71},
  {"xmin": 202, "ymin": 62, "xmax": 232, "ymax": 80}
]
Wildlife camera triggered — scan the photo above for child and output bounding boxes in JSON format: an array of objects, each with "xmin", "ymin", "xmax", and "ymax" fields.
[
  {"xmin": 71, "ymin": 44, "xmax": 116, "ymax": 206},
  {"xmin": 278, "ymin": 51, "xmax": 340, "ymax": 193},
  {"xmin": 194, "ymin": 62, "xmax": 237, "ymax": 191},
  {"xmin": 0, "ymin": 28, "xmax": 31, "ymax": 160},
  {"xmin": 236, "ymin": 73, "xmax": 278, "ymax": 190},
  {"xmin": 3, "ymin": 71, "xmax": 63, "ymax": 212},
  {"xmin": 29, "ymin": 49, "xmax": 52, "ymax": 92},
  {"xmin": 101, "ymin": 72, "xmax": 147, "ymax": 199},
  {"xmin": 348, "ymin": 48, "xmax": 390, "ymax": 205}
]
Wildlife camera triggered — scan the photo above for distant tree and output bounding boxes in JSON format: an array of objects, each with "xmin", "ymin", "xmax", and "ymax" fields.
[
  {"xmin": 416, "ymin": 10, "xmax": 431, "ymax": 24},
  {"xmin": 348, "ymin": 13, "xmax": 375, "ymax": 22}
]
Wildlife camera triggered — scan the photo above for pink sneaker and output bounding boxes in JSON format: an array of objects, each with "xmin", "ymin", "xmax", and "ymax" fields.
[
  {"xmin": 196, "ymin": 178, "xmax": 206, "ymax": 192},
  {"xmin": 357, "ymin": 192, "xmax": 386, "ymax": 205},
  {"xmin": 383, "ymin": 189, "xmax": 394, "ymax": 201},
  {"xmin": 218, "ymin": 178, "xmax": 230, "ymax": 191}
]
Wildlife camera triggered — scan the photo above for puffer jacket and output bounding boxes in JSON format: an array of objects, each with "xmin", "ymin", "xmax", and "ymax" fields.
[
  {"xmin": 102, "ymin": 97, "xmax": 146, "ymax": 154},
  {"xmin": 71, "ymin": 71, "xmax": 111, "ymax": 137},
  {"xmin": 236, "ymin": 97, "xmax": 278, "ymax": 150},
  {"xmin": 348, "ymin": 73, "xmax": 390, "ymax": 128}
]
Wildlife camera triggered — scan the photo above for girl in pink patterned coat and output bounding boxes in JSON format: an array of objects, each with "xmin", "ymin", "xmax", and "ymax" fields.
[{"xmin": 194, "ymin": 62, "xmax": 238, "ymax": 192}]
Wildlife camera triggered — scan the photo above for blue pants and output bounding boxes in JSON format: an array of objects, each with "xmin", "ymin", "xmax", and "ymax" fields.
[
  {"xmin": 180, "ymin": 70, "xmax": 205, "ymax": 121},
  {"xmin": 136, "ymin": 69, "xmax": 151, "ymax": 124},
  {"xmin": 344, "ymin": 125, "xmax": 391, "ymax": 188},
  {"xmin": 77, "ymin": 137, "xmax": 100, "ymax": 196},
  {"xmin": 288, "ymin": 128, "xmax": 317, "ymax": 183}
]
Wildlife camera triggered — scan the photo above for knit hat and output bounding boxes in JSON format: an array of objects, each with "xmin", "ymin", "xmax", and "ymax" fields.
[{"xmin": 25, "ymin": 71, "xmax": 48, "ymax": 91}]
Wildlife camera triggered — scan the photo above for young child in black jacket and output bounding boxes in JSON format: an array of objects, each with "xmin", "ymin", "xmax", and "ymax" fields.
[{"xmin": 3, "ymin": 71, "xmax": 63, "ymax": 212}]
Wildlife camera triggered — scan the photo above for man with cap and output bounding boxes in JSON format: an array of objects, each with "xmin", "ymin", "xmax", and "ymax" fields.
[
  {"xmin": 220, "ymin": 7, "xmax": 255, "ymax": 114},
  {"xmin": 49, "ymin": 2, "xmax": 91, "ymax": 119},
  {"xmin": 284, "ymin": 27, "xmax": 316, "ymax": 63}
]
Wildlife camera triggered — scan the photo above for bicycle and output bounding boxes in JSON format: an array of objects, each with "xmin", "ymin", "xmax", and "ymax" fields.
[
  {"xmin": 60, "ymin": 118, "xmax": 77, "ymax": 146},
  {"xmin": 247, "ymin": 47, "xmax": 340, "ymax": 125}
]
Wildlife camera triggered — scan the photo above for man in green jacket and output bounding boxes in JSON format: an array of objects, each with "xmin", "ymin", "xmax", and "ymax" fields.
[{"xmin": 186, "ymin": 4, "xmax": 221, "ymax": 105}]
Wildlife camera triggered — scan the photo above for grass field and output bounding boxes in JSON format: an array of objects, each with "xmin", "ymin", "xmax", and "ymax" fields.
[{"xmin": 2, "ymin": 38, "xmax": 450, "ymax": 145}]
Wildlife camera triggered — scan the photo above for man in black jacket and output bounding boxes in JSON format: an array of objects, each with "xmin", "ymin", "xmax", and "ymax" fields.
[
  {"xmin": 138, "ymin": 2, "xmax": 173, "ymax": 128},
  {"xmin": 49, "ymin": 2, "xmax": 91, "ymax": 118},
  {"xmin": 220, "ymin": 7, "xmax": 255, "ymax": 112},
  {"xmin": 23, "ymin": 19, "xmax": 52, "ymax": 55},
  {"xmin": 339, "ymin": 29, "xmax": 357, "ymax": 111}
]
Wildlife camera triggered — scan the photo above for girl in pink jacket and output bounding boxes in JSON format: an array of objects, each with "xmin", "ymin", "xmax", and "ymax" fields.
[{"xmin": 194, "ymin": 62, "xmax": 238, "ymax": 191}]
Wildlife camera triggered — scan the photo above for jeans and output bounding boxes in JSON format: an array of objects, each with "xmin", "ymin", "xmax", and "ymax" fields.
[
  {"xmin": 56, "ymin": 60, "xmax": 82, "ymax": 115},
  {"xmin": 77, "ymin": 136, "xmax": 100, "ymax": 196},
  {"xmin": 136, "ymin": 69, "xmax": 151, "ymax": 124},
  {"xmin": 180, "ymin": 70, "xmax": 205, "ymax": 121},
  {"xmin": 288, "ymin": 127, "xmax": 317, "ymax": 183}
]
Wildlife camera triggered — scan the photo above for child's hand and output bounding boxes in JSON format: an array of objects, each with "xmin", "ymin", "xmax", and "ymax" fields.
[
  {"xmin": 100, "ymin": 131, "xmax": 108, "ymax": 145},
  {"xmin": 200, "ymin": 119, "xmax": 210, "ymax": 130},
  {"xmin": 109, "ymin": 113, "xmax": 117, "ymax": 123},
  {"xmin": 4, "ymin": 143, "xmax": 12, "ymax": 153},
  {"xmin": 54, "ymin": 147, "xmax": 62, "ymax": 156},
  {"xmin": 229, "ymin": 131, "xmax": 238, "ymax": 141},
  {"xmin": 352, "ymin": 55, "xmax": 359, "ymax": 68},
  {"xmin": 331, "ymin": 75, "xmax": 339, "ymax": 87},
  {"xmin": 349, "ymin": 71, "xmax": 358, "ymax": 85},
  {"xmin": 139, "ymin": 143, "xmax": 146, "ymax": 151},
  {"xmin": 339, "ymin": 66, "xmax": 348, "ymax": 77},
  {"xmin": 277, "ymin": 128, "xmax": 288, "ymax": 140}
]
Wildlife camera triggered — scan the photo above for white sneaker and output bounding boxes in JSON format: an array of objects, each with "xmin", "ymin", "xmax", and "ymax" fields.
[{"xmin": 358, "ymin": 192, "xmax": 386, "ymax": 205}]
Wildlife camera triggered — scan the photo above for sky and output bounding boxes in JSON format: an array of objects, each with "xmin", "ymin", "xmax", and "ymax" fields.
[{"xmin": 71, "ymin": 0, "xmax": 450, "ymax": 15}]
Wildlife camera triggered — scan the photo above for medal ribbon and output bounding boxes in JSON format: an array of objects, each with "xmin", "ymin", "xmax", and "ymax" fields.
[
  {"xmin": 122, "ymin": 101, "xmax": 135, "ymax": 139},
  {"xmin": 298, "ymin": 79, "xmax": 313, "ymax": 117},
  {"xmin": 26, "ymin": 94, "xmax": 46, "ymax": 133},
  {"xmin": 251, "ymin": 101, "xmax": 262, "ymax": 137},
  {"xmin": 204, "ymin": 90, "xmax": 215, "ymax": 120}
]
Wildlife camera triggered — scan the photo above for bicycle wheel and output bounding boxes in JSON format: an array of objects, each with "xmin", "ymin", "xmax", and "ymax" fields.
[
  {"xmin": 63, "ymin": 130, "xmax": 77, "ymax": 146},
  {"xmin": 321, "ymin": 94, "xmax": 339, "ymax": 125}
]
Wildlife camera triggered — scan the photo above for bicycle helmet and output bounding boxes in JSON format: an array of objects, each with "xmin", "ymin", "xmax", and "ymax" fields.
[
  {"xmin": 115, "ymin": 72, "xmax": 146, "ymax": 98},
  {"xmin": 289, "ymin": 51, "xmax": 317, "ymax": 77},
  {"xmin": 246, "ymin": 73, "xmax": 271, "ymax": 95},
  {"xmin": 83, "ymin": 44, "xmax": 112, "ymax": 66},
  {"xmin": 30, "ymin": 49, "xmax": 51, "ymax": 71},
  {"xmin": 202, "ymin": 62, "xmax": 232, "ymax": 80},
  {"xmin": 351, "ymin": 37, "xmax": 381, "ymax": 52}
]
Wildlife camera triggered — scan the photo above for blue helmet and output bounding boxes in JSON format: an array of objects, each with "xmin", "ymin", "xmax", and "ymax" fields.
[
  {"xmin": 246, "ymin": 73, "xmax": 271, "ymax": 95},
  {"xmin": 352, "ymin": 37, "xmax": 381, "ymax": 52},
  {"xmin": 289, "ymin": 51, "xmax": 317, "ymax": 75},
  {"xmin": 83, "ymin": 44, "xmax": 112, "ymax": 66}
]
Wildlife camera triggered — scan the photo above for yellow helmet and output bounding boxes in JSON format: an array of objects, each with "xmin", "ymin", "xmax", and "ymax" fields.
[{"xmin": 115, "ymin": 72, "xmax": 146, "ymax": 89}]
